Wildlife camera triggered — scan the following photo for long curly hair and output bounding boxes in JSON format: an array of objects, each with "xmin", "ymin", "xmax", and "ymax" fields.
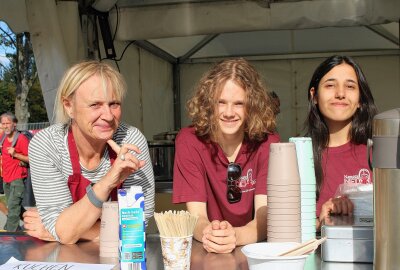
[
  {"xmin": 304, "ymin": 55, "xmax": 377, "ymax": 194},
  {"xmin": 187, "ymin": 58, "xmax": 276, "ymax": 143}
]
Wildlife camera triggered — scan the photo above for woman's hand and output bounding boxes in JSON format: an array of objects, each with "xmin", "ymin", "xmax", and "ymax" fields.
[
  {"xmin": 202, "ymin": 220, "xmax": 237, "ymax": 253},
  {"xmin": 104, "ymin": 140, "xmax": 146, "ymax": 189},
  {"xmin": 23, "ymin": 208, "xmax": 56, "ymax": 242},
  {"xmin": 318, "ymin": 195, "xmax": 354, "ymax": 229}
]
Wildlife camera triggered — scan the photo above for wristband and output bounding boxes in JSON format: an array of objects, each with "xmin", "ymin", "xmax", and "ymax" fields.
[{"xmin": 86, "ymin": 185, "xmax": 104, "ymax": 208}]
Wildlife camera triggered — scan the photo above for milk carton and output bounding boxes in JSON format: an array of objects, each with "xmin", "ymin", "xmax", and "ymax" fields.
[{"xmin": 118, "ymin": 186, "xmax": 146, "ymax": 270}]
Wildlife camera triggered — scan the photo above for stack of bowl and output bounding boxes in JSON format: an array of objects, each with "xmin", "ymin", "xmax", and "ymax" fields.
[
  {"xmin": 289, "ymin": 137, "xmax": 317, "ymax": 242},
  {"xmin": 267, "ymin": 143, "xmax": 301, "ymax": 242}
]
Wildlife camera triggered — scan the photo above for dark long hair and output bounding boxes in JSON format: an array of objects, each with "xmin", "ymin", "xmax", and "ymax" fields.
[{"xmin": 305, "ymin": 55, "xmax": 377, "ymax": 195}]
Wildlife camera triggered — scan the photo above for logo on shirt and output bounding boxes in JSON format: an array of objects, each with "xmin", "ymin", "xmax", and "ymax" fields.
[
  {"xmin": 237, "ymin": 169, "xmax": 256, "ymax": 192},
  {"xmin": 344, "ymin": 169, "xmax": 372, "ymax": 184}
]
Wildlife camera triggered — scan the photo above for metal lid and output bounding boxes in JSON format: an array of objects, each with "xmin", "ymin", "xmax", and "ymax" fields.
[
  {"xmin": 372, "ymin": 108, "xmax": 400, "ymax": 137},
  {"xmin": 321, "ymin": 216, "xmax": 374, "ymax": 240}
]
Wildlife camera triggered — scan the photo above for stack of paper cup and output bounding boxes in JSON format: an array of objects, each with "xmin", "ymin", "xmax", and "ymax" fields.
[
  {"xmin": 289, "ymin": 137, "xmax": 317, "ymax": 242},
  {"xmin": 99, "ymin": 201, "xmax": 120, "ymax": 258},
  {"xmin": 267, "ymin": 143, "xmax": 301, "ymax": 243}
]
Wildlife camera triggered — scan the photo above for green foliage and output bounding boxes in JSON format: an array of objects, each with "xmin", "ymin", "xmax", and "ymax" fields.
[
  {"xmin": 28, "ymin": 79, "xmax": 48, "ymax": 122},
  {"xmin": 1, "ymin": 23, "xmax": 48, "ymax": 122},
  {"xmin": 0, "ymin": 79, "xmax": 16, "ymax": 113}
]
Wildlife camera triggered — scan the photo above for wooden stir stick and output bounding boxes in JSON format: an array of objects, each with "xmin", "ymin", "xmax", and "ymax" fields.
[{"xmin": 278, "ymin": 237, "xmax": 327, "ymax": 257}]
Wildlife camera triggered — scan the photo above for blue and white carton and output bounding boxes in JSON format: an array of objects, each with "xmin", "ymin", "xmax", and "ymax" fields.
[{"xmin": 118, "ymin": 186, "xmax": 146, "ymax": 270}]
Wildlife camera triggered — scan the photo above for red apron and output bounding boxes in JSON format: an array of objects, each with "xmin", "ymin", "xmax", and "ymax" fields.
[{"xmin": 67, "ymin": 129, "xmax": 119, "ymax": 203}]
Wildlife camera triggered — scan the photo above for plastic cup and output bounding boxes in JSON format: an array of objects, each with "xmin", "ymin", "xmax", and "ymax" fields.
[
  {"xmin": 301, "ymin": 198, "xmax": 316, "ymax": 206},
  {"xmin": 289, "ymin": 137, "xmax": 316, "ymax": 186},
  {"xmin": 301, "ymin": 218, "xmax": 317, "ymax": 227},
  {"xmin": 300, "ymin": 184, "xmax": 316, "ymax": 192},
  {"xmin": 99, "ymin": 201, "xmax": 119, "ymax": 258},
  {"xmin": 160, "ymin": 235, "xmax": 193, "ymax": 270},
  {"xmin": 301, "ymin": 191, "xmax": 316, "ymax": 199}
]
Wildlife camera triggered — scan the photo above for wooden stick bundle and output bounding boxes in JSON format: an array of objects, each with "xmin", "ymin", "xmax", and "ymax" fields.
[{"xmin": 154, "ymin": 210, "xmax": 198, "ymax": 237}]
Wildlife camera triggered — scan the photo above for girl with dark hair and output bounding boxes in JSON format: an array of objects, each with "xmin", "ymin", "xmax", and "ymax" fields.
[
  {"xmin": 173, "ymin": 58, "xmax": 279, "ymax": 253},
  {"xmin": 305, "ymin": 55, "xmax": 377, "ymax": 229}
]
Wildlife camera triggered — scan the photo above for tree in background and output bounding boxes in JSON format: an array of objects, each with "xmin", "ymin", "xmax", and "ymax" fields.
[{"xmin": 0, "ymin": 23, "xmax": 48, "ymax": 125}]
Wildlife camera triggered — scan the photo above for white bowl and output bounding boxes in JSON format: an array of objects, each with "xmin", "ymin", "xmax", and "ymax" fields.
[{"xmin": 241, "ymin": 242, "xmax": 308, "ymax": 270}]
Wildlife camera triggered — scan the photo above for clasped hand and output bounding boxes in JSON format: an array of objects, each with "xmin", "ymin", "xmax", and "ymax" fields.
[{"xmin": 202, "ymin": 220, "xmax": 236, "ymax": 253}]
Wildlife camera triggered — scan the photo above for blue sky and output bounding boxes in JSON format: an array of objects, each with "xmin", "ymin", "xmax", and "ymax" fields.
[{"xmin": 0, "ymin": 21, "xmax": 13, "ymax": 66}]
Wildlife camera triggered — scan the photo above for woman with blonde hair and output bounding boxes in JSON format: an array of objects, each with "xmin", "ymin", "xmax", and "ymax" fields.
[
  {"xmin": 173, "ymin": 58, "xmax": 279, "ymax": 253},
  {"xmin": 23, "ymin": 61, "xmax": 154, "ymax": 244}
]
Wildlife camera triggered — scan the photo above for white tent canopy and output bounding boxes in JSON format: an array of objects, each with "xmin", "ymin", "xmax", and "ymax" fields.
[{"xmin": 1, "ymin": 0, "xmax": 399, "ymax": 140}]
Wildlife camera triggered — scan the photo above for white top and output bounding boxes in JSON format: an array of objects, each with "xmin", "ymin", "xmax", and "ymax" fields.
[{"xmin": 28, "ymin": 122, "xmax": 155, "ymax": 240}]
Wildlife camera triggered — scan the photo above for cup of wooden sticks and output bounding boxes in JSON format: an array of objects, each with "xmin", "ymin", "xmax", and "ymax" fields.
[{"xmin": 154, "ymin": 210, "xmax": 198, "ymax": 270}]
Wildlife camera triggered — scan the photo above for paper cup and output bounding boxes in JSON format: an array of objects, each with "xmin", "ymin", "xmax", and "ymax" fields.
[
  {"xmin": 267, "ymin": 225, "xmax": 301, "ymax": 233},
  {"xmin": 268, "ymin": 202, "xmax": 301, "ymax": 209},
  {"xmin": 268, "ymin": 184, "xmax": 300, "ymax": 192},
  {"xmin": 268, "ymin": 213, "xmax": 301, "ymax": 221},
  {"xmin": 268, "ymin": 196, "xmax": 301, "ymax": 203},
  {"xmin": 268, "ymin": 190, "xmax": 301, "ymax": 198},
  {"xmin": 160, "ymin": 235, "xmax": 193, "ymax": 270},
  {"xmin": 268, "ymin": 207, "xmax": 300, "ymax": 215},
  {"xmin": 100, "ymin": 201, "xmax": 119, "ymax": 258},
  {"xmin": 268, "ymin": 143, "xmax": 301, "ymax": 184},
  {"xmin": 268, "ymin": 219, "xmax": 301, "ymax": 227}
]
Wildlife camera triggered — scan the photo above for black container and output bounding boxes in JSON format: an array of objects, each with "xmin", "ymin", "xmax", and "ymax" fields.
[{"xmin": 148, "ymin": 140, "xmax": 175, "ymax": 181}]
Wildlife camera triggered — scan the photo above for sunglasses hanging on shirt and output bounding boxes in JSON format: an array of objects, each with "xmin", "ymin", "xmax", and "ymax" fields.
[{"xmin": 227, "ymin": 162, "xmax": 242, "ymax": 204}]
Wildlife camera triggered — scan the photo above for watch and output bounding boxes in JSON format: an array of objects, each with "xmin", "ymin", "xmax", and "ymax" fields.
[{"xmin": 86, "ymin": 184, "xmax": 104, "ymax": 208}]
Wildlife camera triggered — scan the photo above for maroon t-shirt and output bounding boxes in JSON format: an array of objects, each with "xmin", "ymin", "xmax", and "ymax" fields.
[
  {"xmin": 316, "ymin": 142, "xmax": 373, "ymax": 216},
  {"xmin": 172, "ymin": 127, "xmax": 280, "ymax": 227}
]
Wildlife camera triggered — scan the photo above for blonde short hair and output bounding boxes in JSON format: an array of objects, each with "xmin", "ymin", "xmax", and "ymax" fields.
[{"xmin": 53, "ymin": 61, "xmax": 126, "ymax": 124}]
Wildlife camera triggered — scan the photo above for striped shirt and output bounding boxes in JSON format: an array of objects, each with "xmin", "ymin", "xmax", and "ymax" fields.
[{"xmin": 28, "ymin": 123, "xmax": 155, "ymax": 240}]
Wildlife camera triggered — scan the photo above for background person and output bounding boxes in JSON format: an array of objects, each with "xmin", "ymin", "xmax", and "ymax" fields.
[
  {"xmin": 173, "ymin": 58, "xmax": 279, "ymax": 253},
  {"xmin": 304, "ymin": 55, "xmax": 377, "ymax": 229},
  {"xmin": 269, "ymin": 91, "xmax": 281, "ymax": 116},
  {"xmin": 0, "ymin": 112, "xmax": 29, "ymax": 231},
  {"xmin": 23, "ymin": 61, "xmax": 155, "ymax": 244},
  {"xmin": 0, "ymin": 125, "xmax": 4, "ymax": 195}
]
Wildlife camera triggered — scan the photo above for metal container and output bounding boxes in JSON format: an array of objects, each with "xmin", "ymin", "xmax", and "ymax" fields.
[
  {"xmin": 321, "ymin": 216, "xmax": 374, "ymax": 263},
  {"xmin": 370, "ymin": 108, "xmax": 400, "ymax": 270},
  {"xmin": 148, "ymin": 141, "xmax": 175, "ymax": 181}
]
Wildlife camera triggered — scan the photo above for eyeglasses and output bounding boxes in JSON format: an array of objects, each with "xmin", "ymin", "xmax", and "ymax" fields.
[{"xmin": 227, "ymin": 163, "xmax": 242, "ymax": 204}]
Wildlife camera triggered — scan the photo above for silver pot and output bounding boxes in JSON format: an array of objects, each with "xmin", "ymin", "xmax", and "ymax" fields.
[
  {"xmin": 369, "ymin": 108, "xmax": 400, "ymax": 269},
  {"xmin": 148, "ymin": 140, "xmax": 175, "ymax": 181}
]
